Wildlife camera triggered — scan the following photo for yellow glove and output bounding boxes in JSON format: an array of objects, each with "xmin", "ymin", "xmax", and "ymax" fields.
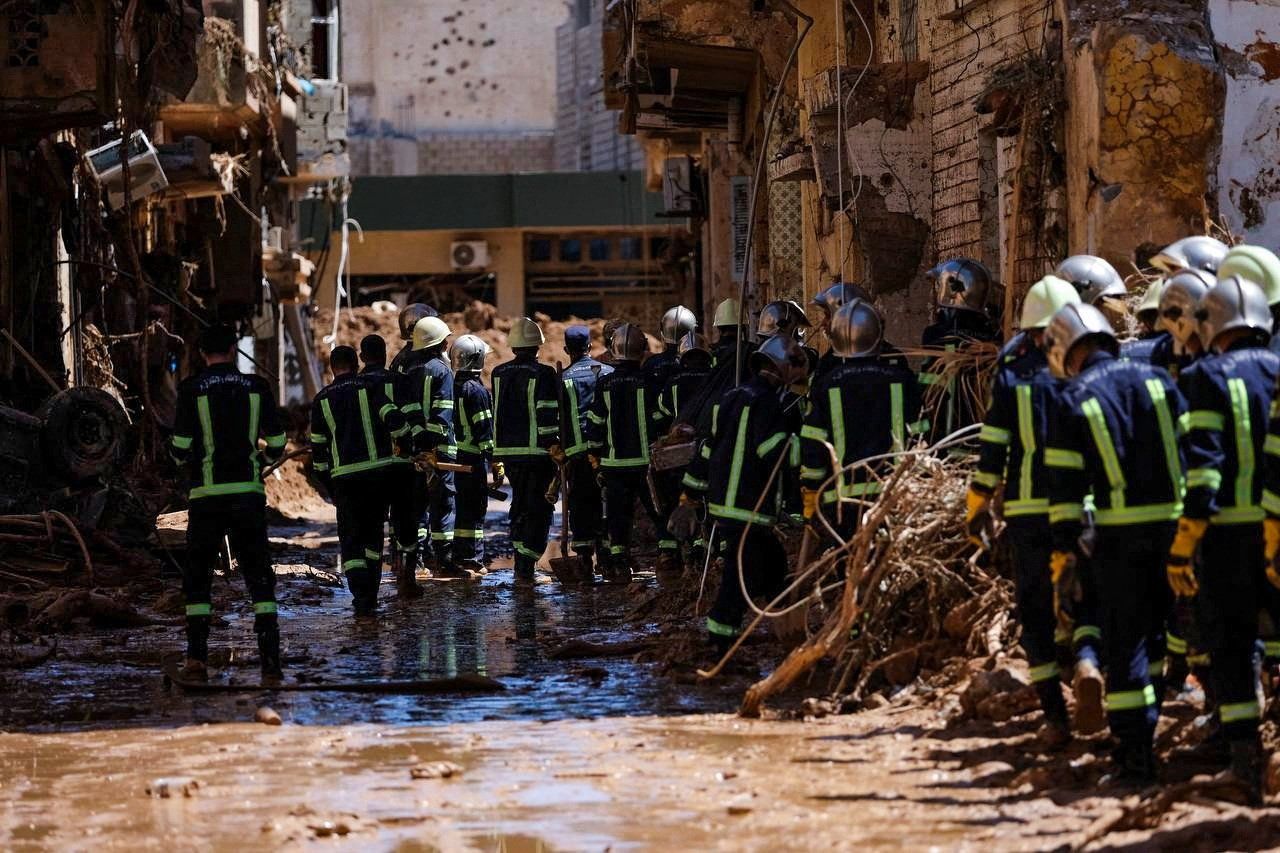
[
  {"xmin": 965, "ymin": 487, "xmax": 992, "ymax": 548},
  {"xmin": 1266, "ymin": 518, "xmax": 1280, "ymax": 591},
  {"xmin": 1050, "ymin": 550, "xmax": 1079, "ymax": 633},
  {"xmin": 1166, "ymin": 517, "xmax": 1207, "ymax": 598},
  {"xmin": 801, "ymin": 488, "xmax": 819, "ymax": 520},
  {"xmin": 549, "ymin": 443, "xmax": 567, "ymax": 465}
]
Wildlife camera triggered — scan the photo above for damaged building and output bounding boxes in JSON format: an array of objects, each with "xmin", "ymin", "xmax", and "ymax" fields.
[
  {"xmin": 604, "ymin": 0, "xmax": 1280, "ymax": 341},
  {"xmin": 0, "ymin": 0, "xmax": 349, "ymax": 524}
]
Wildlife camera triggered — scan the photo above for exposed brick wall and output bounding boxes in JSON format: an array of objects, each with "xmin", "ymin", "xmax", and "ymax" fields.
[{"xmin": 348, "ymin": 131, "xmax": 555, "ymax": 176}]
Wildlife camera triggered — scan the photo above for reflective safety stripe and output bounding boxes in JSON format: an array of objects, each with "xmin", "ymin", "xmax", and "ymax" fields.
[
  {"xmin": 563, "ymin": 379, "xmax": 585, "ymax": 455},
  {"xmin": 536, "ymin": 400, "xmax": 558, "ymax": 409},
  {"xmin": 527, "ymin": 378, "xmax": 539, "ymax": 451},
  {"xmin": 431, "ymin": 531, "xmax": 456, "ymax": 541},
  {"xmin": 1044, "ymin": 447, "xmax": 1084, "ymax": 469},
  {"xmin": 799, "ymin": 424, "xmax": 829, "ymax": 441},
  {"xmin": 706, "ymin": 617, "xmax": 740, "ymax": 637},
  {"xmin": 265, "ymin": 433, "xmax": 287, "ymax": 449},
  {"xmin": 682, "ymin": 472, "xmax": 709, "ymax": 491},
  {"xmin": 321, "ymin": 398, "xmax": 341, "ymax": 470},
  {"xmin": 1220, "ymin": 700, "xmax": 1261, "ymax": 723},
  {"xmin": 310, "ymin": 433, "xmax": 329, "ymax": 444},
  {"xmin": 248, "ymin": 392, "xmax": 262, "ymax": 475},
  {"xmin": 172, "ymin": 434, "xmax": 194, "ymax": 450},
  {"xmin": 1265, "ymin": 434, "xmax": 1280, "ymax": 457},
  {"xmin": 1146, "ymin": 379, "xmax": 1184, "ymax": 498},
  {"xmin": 609, "ymin": 545, "xmax": 625, "ymax": 555},
  {"xmin": 254, "ymin": 601, "xmax": 278, "ymax": 615},
  {"xmin": 358, "ymin": 388, "xmax": 378, "ymax": 462},
  {"xmin": 198, "ymin": 395, "xmax": 216, "ymax": 488},
  {"xmin": 186, "ymin": 603, "xmax": 213, "ymax": 616},
  {"xmin": 1184, "ymin": 410, "xmax": 1226, "ymax": 431},
  {"xmin": 1147, "ymin": 659, "xmax": 1166, "ymax": 678},
  {"xmin": 1082, "ymin": 397, "xmax": 1126, "ymax": 510},
  {"xmin": 1073, "ymin": 625, "xmax": 1102, "ymax": 642},
  {"xmin": 364, "ymin": 548, "xmax": 381, "ymax": 561},
  {"xmin": 971, "ymin": 470, "xmax": 1002, "ymax": 490},
  {"xmin": 379, "ymin": 402, "xmax": 398, "ymax": 419},
  {"xmin": 190, "ymin": 481, "xmax": 265, "ymax": 499},
  {"xmin": 343, "ymin": 558, "xmax": 367, "ymax": 570},
  {"xmin": 801, "ymin": 465, "xmax": 828, "ymax": 482},
  {"xmin": 330, "ymin": 457, "xmax": 402, "ymax": 478},
  {"xmin": 659, "ymin": 539, "xmax": 678, "ymax": 550},
  {"xmin": 979, "ymin": 424, "xmax": 1011, "ymax": 445},
  {"xmin": 454, "ymin": 528, "xmax": 483, "ymax": 539},
  {"xmin": 1265, "ymin": 641, "xmax": 1280, "ymax": 658},
  {"xmin": 1004, "ymin": 498, "xmax": 1049, "ymax": 517},
  {"xmin": 890, "ymin": 382, "xmax": 905, "ymax": 451},
  {"xmin": 725, "ymin": 409, "xmax": 752, "ymax": 515},
  {"xmin": 918, "ymin": 372, "xmax": 940, "ymax": 385},
  {"xmin": 1186, "ymin": 468, "xmax": 1223, "ymax": 490},
  {"xmin": 1166, "ymin": 633, "xmax": 1188, "ymax": 655},
  {"xmin": 821, "ymin": 480, "xmax": 883, "ymax": 503},
  {"xmin": 709, "ymin": 503, "xmax": 775, "ymax": 525},
  {"xmin": 313, "ymin": 462, "xmax": 331, "ymax": 472},
  {"xmin": 829, "ymin": 386, "xmax": 847, "ymax": 494},
  {"xmin": 514, "ymin": 543, "xmax": 542, "ymax": 559},
  {"xmin": 1187, "ymin": 653, "xmax": 1212, "ymax": 666},
  {"xmin": 1029, "ymin": 661, "xmax": 1060, "ymax": 683},
  {"xmin": 1015, "ymin": 384, "xmax": 1035, "ymax": 504},
  {"xmin": 1094, "ymin": 502, "xmax": 1181, "ymax": 525},
  {"xmin": 1229, "ymin": 378, "xmax": 1255, "ymax": 511},
  {"xmin": 758, "ymin": 431, "xmax": 787, "ymax": 458},
  {"xmin": 1054, "ymin": 625, "xmax": 1071, "ymax": 645},
  {"xmin": 433, "ymin": 399, "xmax": 455, "ymax": 410},
  {"xmin": 1049, "ymin": 502, "xmax": 1084, "ymax": 524},
  {"xmin": 908, "ymin": 418, "xmax": 930, "ymax": 436},
  {"xmin": 1106, "ymin": 684, "xmax": 1156, "ymax": 711},
  {"xmin": 1214, "ymin": 505, "xmax": 1266, "ymax": 524}
]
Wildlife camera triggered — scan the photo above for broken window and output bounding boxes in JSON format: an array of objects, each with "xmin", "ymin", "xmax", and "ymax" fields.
[{"xmin": 311, "ymin": 0, "xmax": 340, "ymax": 80}]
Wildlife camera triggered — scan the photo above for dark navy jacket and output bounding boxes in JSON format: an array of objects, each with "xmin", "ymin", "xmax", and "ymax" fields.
[
  {"xmin": 586, "ymin": 361, "xmax": 658, "ymax": 470},
  {"xmin": 454, "ymin": 374, "xmax": 495, "ymax": 464},
  {"xmin": 491, "ymin": 353, "xmax": 559, "ymax": 460},
  {"xmin": 561, "ymin": 355, "xmax": 612, "ymax": 457},
  {"xmin": 310, "ymin": 371, "xmax": 409, "ymax": 480}
]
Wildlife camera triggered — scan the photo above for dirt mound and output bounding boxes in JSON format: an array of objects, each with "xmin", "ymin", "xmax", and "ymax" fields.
[
  {"xmin": 313, "ymin": 302, "xmax": 662, "ymax": 382},
  {"xmin": 264, "ymin": 445, "xmax": 333, "ymax": 522}
]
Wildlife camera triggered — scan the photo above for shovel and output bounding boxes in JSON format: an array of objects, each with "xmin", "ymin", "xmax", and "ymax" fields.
[{"xmin": 547, "ymin": 359, "xmax": 590, "ymax": 585}]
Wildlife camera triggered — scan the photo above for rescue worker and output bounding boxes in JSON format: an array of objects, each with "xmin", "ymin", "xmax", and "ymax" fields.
[
  {"xmin": 920, "ymin": 258, "xmax": 1000, "ymax": 442},
  {"xmin": 171, "ymin": 323, "xmax": 288, "ymax": 681},
  {"xmin": 677, "ymin": 335, "xmax": 806, "ymax": 650},
  {"xmin": 1044, "ymin": 302, "xmax": 1187, "ymax": 783},
  {"xmin": 1055, "ymin": 255, "xmax": 1128, "ymax": 308},
  {"xmin": 450, "ymin": 334, "xmax": 495, "ymax": 572},
  {"xmin": 1150, "ymin": 235, "xmax": 1228, "ymax": 276},
  {"xmin": 644, "ymin": 305, "xmax": 697, "ymax": 389},
  {"xmin": 359, "ymin": 334, "xmax": 422, "ymax": 598},
  {"xmin": 1174, "ymin": 276, "xmax": 1278, "ymax": 793},
  {"xmin": 586, "ymin": 323, "xmax": 667, "ymax": 582},
  {"xmin": 1216, "ymin": 245, "xmax": 1280, "ymax": 354},
  {"xmin": 400, "ymin": 316, "xmax": 459, "ymax": 576},
  {"xmin": 390, "ymin": 303, "xmax": 438, "ymax": 372},
  {"xmin": 755, "ymin": 300, "xmax": 811, "ymax": 342},
  {"xmin": 560, "ymin": 325, "xmax": 613, "ymax": 575},
  {"xmin": 655, "ymin": 332, "xmax": 716, "ymax": 570},
  {"xmin": 710, "ymin": 297, "xmax": 752, "ymax": 371},
  {"xmin": 965, "ymin": 276, "xmax": 1102, "ymax": 744},
  {"xmin": 492, "ymin": 317, "xmax": 561, "ymax": 583},
  {"xmin": 311, "ymin": 346, "xmax": 411, "ymax": 616},
  {"xmin": 1122, "ymin": 280, "xmax": 1167, "ymax": 363},
  {"xmin": 800, "ymin": 299, "xmax": 922, "ymax": 541}
]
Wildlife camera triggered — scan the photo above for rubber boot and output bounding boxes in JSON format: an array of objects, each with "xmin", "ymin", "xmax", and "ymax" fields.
[
  {"xmin": 183, "ymin": 614, "xmax": 211, "ymax": 681},
  {"xmin": 347, "ymin": 567, "xmax": 377, "ymax": 617},
  {"xmin": 1072, "ymin": 658, "xmax": 1106, "ymax": 735},
  {"xmin": 434, "ymin": 544, "xmax": 466, "ymax": 579},
  {"xmin": 513, "ymin": 555, "xmax": 536, "ymax": 586},
  {"xmin": 255, "ymin": 613, "xmax": 283, "ymax": 684},
  {"xmin": 395, "ymin": 550, "xmax": 424, "ymax": 599},
  {"xmin": 1229, "ymin": 741, "xmax": 1263, "ymax": 804}
]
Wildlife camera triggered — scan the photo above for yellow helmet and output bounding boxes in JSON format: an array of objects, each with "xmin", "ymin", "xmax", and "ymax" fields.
[
  {"xmin": 712, "ymin": 298, "xmax": 742, "ymax": 328},
  {"xmin": 508, "ymin": 317, "xmax": 545, "ymax": 349},
  {"xmin": 1136, "ymin": 279, "xmax": 1163, "ymax": 324},
  {"xmin": 1218, "ymin": 245, "xmax": 1280, "ymax": 307},
  {"xmin": 1018, "ymin": 275, "xmax": 1080, "ymax": 330},
  {"xmin": 412, "ymin": 316, "xmax": 451, "ymax": 351}
]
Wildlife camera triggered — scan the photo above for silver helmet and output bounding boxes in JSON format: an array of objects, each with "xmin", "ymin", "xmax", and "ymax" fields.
[
  {"xmin": 1196, "ymin": 275, "xmax": 1274, "ymax": 352},
  {"xmin": 398, "ymin": 303, "xmax": 437, "ymax": 341},
  {"xmin": 609, "ymin": 323, "xmax": 648, "ymax": 362},
  {"xmin": 829, "ymin": 298, "xmax": 883, "ymax": 358},
  {"xmin": 659, "ymin": 305, "xmax": 697, "ymax": 345},
  {"xmin": 1158, "ymin": 269, "xmax": 1215, "ymax": 347},
  {"xmin": 749, "ymin": 334, "xmax": 808, "ymax": 386},
  {"xmin": 1044, "ymin": 303, "xmax": 1118, "ymax": 379},
  {"xmin": 1054, "ymin": 255, "xmax": 1127, "ymax": 306},
  {"xmin": 811, "ymin": 282, "xmax": 872, "ymax": 318},
  {"xmin": 676, "ymin": 331, "xmax": 711, "ymax": 366},
  {"xmin": 1151, "ymin": 236, "xmax": 1228, "ymax": 274},
  {"xmin": 449, "ymin": 334, "xmax": 491, "ymax": 372},
  {"xmin": 756, "ymin": 300, "xmax": 811, "ymax": 341},
  {"xmin": 929, "ymin": 258, "xmax": 992, "ymax": 314}
]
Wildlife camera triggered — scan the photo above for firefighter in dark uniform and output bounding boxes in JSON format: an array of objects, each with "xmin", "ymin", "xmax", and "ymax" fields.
[
  {"xmin": 800, "ymin": 298, "xmax": 923, "ymax": 542},
  {"xmin": 1044, "ymin": 302, "xmax": 1187, "ymax": 783},
  {"xmin": 676, "ymin": 334, "xmax": 806, "ymax": 650},
  {"xmin": 170, "ymin": 323, "xmax": 288, "ymax": 681},
  {"xmin": 560, "ymin": 324, "xmax": 612, "ymax": 575},
  {"xmin": 400, "ymin": 316, "xmax": 459, "ymax": 576},
  {"xmin": 1176, "ymin": 276, "xmax": 1279, "ymax": 793},
  {"xmin": 359, "ymin": 334, "xmax": 422, "ymax": 598},
  {"xmin": 389, "ymin": 303, "xmax": 437, "ymax": 373},
  {"xmin": 311, "ymin": 346, "xmax": 411, "ymax": 616},
  {"xmin": 449, "ymin": 334, "xmax": 495, "ymax": 571},
  {"xmin": 586, "ymin": 323, "xmax": 666, "ymax": 583},
  {"xmin": 965, "ymin": 276, "xmax": 1100, "ymax": 746},
  {"xmin": 1217, "ymin": 245, "xmax": 1280, "ymax": 355},
  {"xmin": 492, "ymin": 317, "xmax": 561, "ymax": 583},
  {"xmin": 710, "ymin": 297, "xmax": 753, "ymax": 372},
  {"xmin": 920, "ymin": 258, "xmax": 1000, "ymax": 442},
  {"xmin": 644, "ymin": 306, "xmax": 697, "ymax": 573},
  {"xmin": 655, "ymin": 332, "xmax": 715, "ymax": 570}
]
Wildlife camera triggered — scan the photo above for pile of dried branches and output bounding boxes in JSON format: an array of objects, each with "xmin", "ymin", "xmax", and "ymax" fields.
[
  {"xmin": 902, "ymin": 342, "xmax": 1000, "ymax": 430},
  {"xmin": 0, "ymin": 512, "xmax": 94, "ymax": 589},
  {"xmin": 701, "ymin": 430, "xmax": 1016, "ymax": 718}
]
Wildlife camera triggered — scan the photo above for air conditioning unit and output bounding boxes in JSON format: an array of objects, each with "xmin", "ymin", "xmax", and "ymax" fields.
[
  {"xmin": 85, "ymin": 131, "xmax": 169, "ymax": 210},
  {"xmin": 450, "ymin": 240, "xmax": 490, "ymax": 270}
]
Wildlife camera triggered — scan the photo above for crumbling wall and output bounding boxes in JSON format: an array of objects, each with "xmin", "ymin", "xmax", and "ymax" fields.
[
  {"xmin": 1210, "ymin": 0, "xmax": 1280, "ymax": 243},
  {"xmin": 1065, "ymin": 1, "xmax": 1225, "ymax": 268}
]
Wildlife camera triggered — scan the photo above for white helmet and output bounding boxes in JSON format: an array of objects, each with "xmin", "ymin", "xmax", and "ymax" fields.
[
  {"xmin": 1151, "ymin": 236, "xmax": 1228, "ymax": 275},
  {"xmin": 660, "ymin": 305, "xmax": 697, "ymax": 344},
  {"xmin": 1055, "ymin": 255, "xmax": 1126, "ymax": 306},
  {"xmin": 412, "ymin": 316, "xmax": 451, "ymax": 351},
  {"xmin": 1196, "ymin": 275, "xmax": 1274, "ymax": 352},
  {"xmin": 1218, "ymin": 245, "xmax": 1280, "ymax": 308},
  {"xmin": 449, "ymin": 334, "xmax": 491, "ymax": 372},
  {"xmin": 1019, "ymin": 275, "xmax": 1081, "ymax": 330},
  {"xmin": 508, "ymin": 317, "xmax": 545, "ymax": 349}
]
